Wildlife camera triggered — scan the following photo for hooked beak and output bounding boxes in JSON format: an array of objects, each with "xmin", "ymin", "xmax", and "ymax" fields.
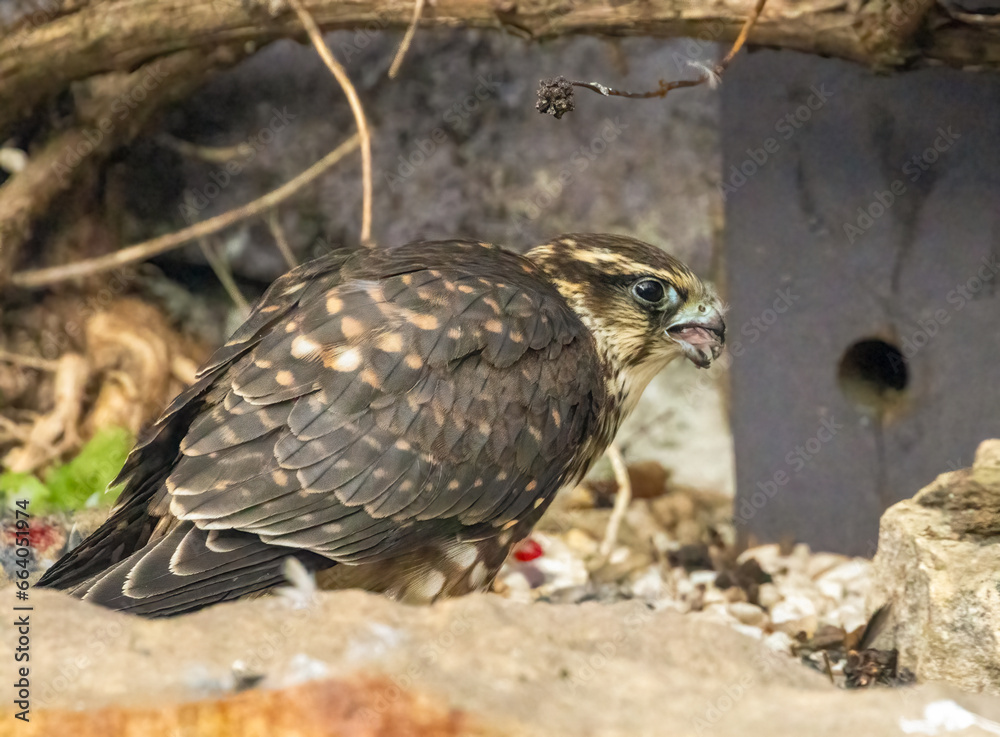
[{"xmin": 666, "ymin": 306, "xmax": 726, "ymax": 369}]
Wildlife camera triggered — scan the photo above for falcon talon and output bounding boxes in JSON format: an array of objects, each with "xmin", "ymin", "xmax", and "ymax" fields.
[{"xmin": 37, "ymin": 233, "xmax": 725, "ymax": 617}]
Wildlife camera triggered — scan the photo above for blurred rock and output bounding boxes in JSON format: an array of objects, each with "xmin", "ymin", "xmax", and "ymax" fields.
[
  {"xmin": 587, "ymin": 459, "xmax": 670, "ymax": 501},
  {"xmin": 770, "ymin": 594, "xmax": 819, "ymax": 638},
  {"xmin": 757, "ymin": 582, "xmax": 784, "ymax": 610},
  {"xmin": 5, "ymin": 589, "xmax": 991, "ymax": 736},
  {"xmin": 10, "ymin": 674, "xmax": 486, "ymax": 737},
  {"xmin": 871, "ymin": 439, "xmax": 1000, "ymax": 694},
  {"xmin": 729, "ymin": 601, "xmax": 768, "ymax": 627}
]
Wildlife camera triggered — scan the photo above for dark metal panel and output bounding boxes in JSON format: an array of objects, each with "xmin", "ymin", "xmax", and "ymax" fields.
[{"xmin": 722, "ymin": 50, "xmax": 1000, "ymax": 555}]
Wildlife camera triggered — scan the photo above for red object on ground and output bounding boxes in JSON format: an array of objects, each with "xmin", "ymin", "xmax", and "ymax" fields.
[
  {"xmin": 513, "ymin": 538, "xmax": 544, "ymax": 562},
  {"xmin": 26, "ymin": 521, "xmax": 60, "ymax": 550},
  {"xmin": 2, "ymin": 520, "xmax": 61, "ymax": 552}
]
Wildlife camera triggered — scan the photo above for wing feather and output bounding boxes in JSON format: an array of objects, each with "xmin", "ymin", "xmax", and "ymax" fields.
[{"xmin": 40, "ymin": 241, "xmax": 606, "ymax": 615}]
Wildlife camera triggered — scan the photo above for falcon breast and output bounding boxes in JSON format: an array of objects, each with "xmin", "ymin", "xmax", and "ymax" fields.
[{"xmin": 37, "ymin": 234, "xmax": 725, "ymax": 616}]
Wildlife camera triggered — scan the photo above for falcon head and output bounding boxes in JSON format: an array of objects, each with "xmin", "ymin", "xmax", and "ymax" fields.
[{"xmin": 527, "ymin": 233, "xmax": 725, "ymax": 407}]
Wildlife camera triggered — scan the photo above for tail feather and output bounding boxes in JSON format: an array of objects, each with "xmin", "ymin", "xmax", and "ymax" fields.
[
  {"xmin": 36, "ymin": 469, "xmax": 171, "ymax": 591},
  {"xmin": 56, "ymin": 522, "xmax": 333, "ymax": 618}
]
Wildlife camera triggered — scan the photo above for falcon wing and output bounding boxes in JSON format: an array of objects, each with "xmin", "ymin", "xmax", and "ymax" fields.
[
  {"xmin": 40, "ymin": 242, "xmax": 605, "ymax": 616},
  {"xmin": 36, "ymin": 253, "xmax": 351, "ymax": 592}
]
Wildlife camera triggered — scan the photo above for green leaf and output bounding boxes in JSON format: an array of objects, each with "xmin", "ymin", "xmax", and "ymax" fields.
[
  {"xmin": 42, "ymin": 426, "xmax": 133, "ymax": 511},
  {"xmin": 0, "ymin": 471, "xmax": 49, "ymax": 511}
]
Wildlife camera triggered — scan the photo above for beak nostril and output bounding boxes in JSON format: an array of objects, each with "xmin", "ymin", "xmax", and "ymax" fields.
[{"xmin": 698, "ymin": 305, "xmax": 706, "ymax": 313}]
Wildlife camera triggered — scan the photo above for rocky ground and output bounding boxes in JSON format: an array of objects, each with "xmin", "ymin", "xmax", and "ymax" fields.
[
  {"xmin": 9, "ymin": 446, "xmax": 1000, "ymax": 735},
  {"xmin": 6, "ymin": 588, "xmax": 1000, "ymax": 737},
  {"xmin": 3, "ymin": 337, "xmax": 999, "ymax": 733},
  {"xmin": 498, "ymin": 466, "xmax": 888, "ymax": 688}
]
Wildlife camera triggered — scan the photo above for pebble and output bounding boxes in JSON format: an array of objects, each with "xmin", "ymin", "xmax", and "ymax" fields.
[
  {"xmin": 729, "ymin": 601, "xmax": 768, "ymax": 627},
  {"xmin": 738, "ymin": 544, "xmax": 784, "ymax": 570},
  {"xmin": 494, "ymin": 492, "xmax": 879, "ymax": 674},
  {"xmin": 651, "ymin": 492, "xmax": 696, "ymax": 527},
  {"xmin": 730, "ymin": 623, "xmax": 765, "ymax": 640},
  {"xmin": 535, "ymin": 556, "xmax": 589, "ymax": 591},
  {"xmin": 672, "ymin": 573, "xmax": 696, "ymax": 599},
  {"xmin": 674, "ymin": 519, "xmax": 704, "ymax": 546},
  {"xmin": 763, "ymin": 631, "xmax": 794, "ymax": 654},
  {"xmin": 816, "ymin": 560, "xmax": 872, "ymax": 598},
  {"xmin": 629, "ymin": 567, "xmax": 665, "ymax": 600},
  {"xmin": 770, "ymin": 593, "xmax": 817, "ymax": 623},
  {"xmin": 757, "ymin": 582, "xmax": 783, "ymax": 610},
  {"xmin": 806, "ymin": 552, "xmax": 849, "ymax": 579},
  {"xmin": 699, "ymin": 603, "xmax": 737, "ymax": 626},
  {"xmin": 770, "ymin": 594, "xmax": 819, "ymax": 636},
  {"xmin": 816, "ymin": 578, "xmax": 844, "ymax": 602},
  {"xmin": 499, "ymin": 570, "xmax": 534, "ymax": 602},
  {"xmin": 651, "ymin": 531, "xmax": 673, "ymax": 555},
  {"xmin": 608, "ymin": 547, "xmax": 630, "ymax": 565},
  {"xmin": 564, "ymin": 528, "xmax": 599, "ymax": 556},
  {"xmin": 723, "ymin": 586, "xmax": 748, "ymax": 604},
  {"xmin": 823, "ymin": 604, "xmax": 867, "ymax": 633},
  {"xmin": 689, "ymin": 570, "xmax": 717, "ymax": 587},
  {"xmin": 788, "ymin": 543, "xmax": 812, "ymax": 571},
  {"xmin": 702, "ymin": 587, "xmax": 727, "ymax": 606}
]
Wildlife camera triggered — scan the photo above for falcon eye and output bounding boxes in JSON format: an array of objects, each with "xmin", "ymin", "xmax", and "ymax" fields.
[{"xmin": 631, "ymin": 278, "xmax": 673, "ymax": 308}]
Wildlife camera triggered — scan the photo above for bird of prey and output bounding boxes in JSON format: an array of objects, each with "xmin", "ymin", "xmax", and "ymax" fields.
[{"xmin": 38, "ymin": 234, "xmax": 725, "ymax": 616}]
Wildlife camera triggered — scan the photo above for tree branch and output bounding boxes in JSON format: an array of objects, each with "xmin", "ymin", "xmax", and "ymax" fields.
[
  {"xmin": 2, "ymin": 0, "xmax": 1000, "ymax": 138},
  {"xmin": 8, "ymin": 134, "xmax": 360, "ymax": 290},
  {"xmin": 0, "ymin": 45, "xmax": 246, "ymax": 287}
]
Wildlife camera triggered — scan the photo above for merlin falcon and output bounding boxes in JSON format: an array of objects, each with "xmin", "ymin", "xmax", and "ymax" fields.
[{"xmin": 38, "ymin": 234, "xmax": 725, "ymax": 616}]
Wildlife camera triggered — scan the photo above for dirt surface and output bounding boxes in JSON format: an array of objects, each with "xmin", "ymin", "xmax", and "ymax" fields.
[{"xmin": 4, "ymin": 588, "xmax": 999, "ymax": 736}]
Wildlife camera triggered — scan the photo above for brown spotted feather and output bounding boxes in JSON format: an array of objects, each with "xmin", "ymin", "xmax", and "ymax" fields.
[{"xmin": 38, "ymin": 241, "xmax": 608, "ymax": 615}]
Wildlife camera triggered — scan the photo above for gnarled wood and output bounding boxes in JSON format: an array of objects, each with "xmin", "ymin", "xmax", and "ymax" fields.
[
  {"xmin": 0, "ymin": 44, "xmax": 246, "ymax": 286},
  {"xmin": 2, "ymin": 0, "xmax": 1000, "ymax": 141}
]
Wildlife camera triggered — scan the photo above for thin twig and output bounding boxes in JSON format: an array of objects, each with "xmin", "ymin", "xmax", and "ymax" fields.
[
  {"xmin": 198, "ymin": 237, "xmax": 249, "ymax": 311},
  {"xmin": 822, "ymin": 651, "xmax": 835, "ymax": 685},
  {"xmin": 0, "ymin": 350, "xmax": 60, "ymax": 371},
  {"xmin": 0, "ymin": 48, "xmax": 227, "ymax": 289},
  {"xmin": 8, "ymin": 135, "xmax": 359, "ymax": 290},
  {"xmin": 388, "ymin": 0, "xmax": 426, "ymax": 79},
  {"xmin": 267, "ymin": 210, "xmax": 299, "ymax": 269},
  {"xmin": 719, "ymin": 0, "xmax": 767, "ymax": 67},
  {"xmin": 599, "ymin": 443, "xmax": 632, "ymax": 559},
  {"xmin": 561, "ymin": 0, "xmax": 767, "ymax": 103},
  {"xmin": 287, "ymin": 0, "xmax": 373, "ymax": 246},
  {"xmin": 155, "ymin": 133, "xmax": 251, "ymax": 164}
]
